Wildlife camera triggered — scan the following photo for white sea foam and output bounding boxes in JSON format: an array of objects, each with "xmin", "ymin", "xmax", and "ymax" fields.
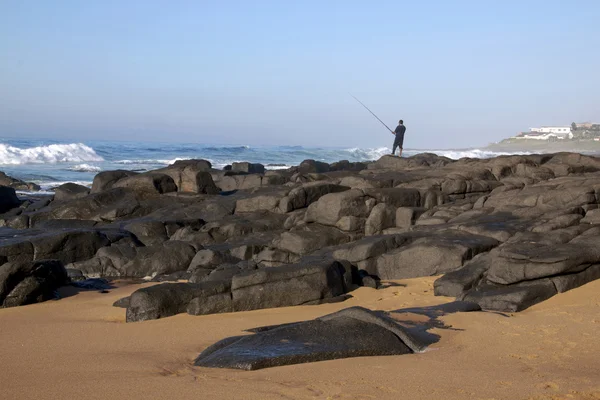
[
  {"xmin": 0, "ymin": 143, "xmax": 104, "ymax": 165},
  {"xmin": 26, "ymin": 180, "xmax": 93, "ymax": 191},
  {"xmin": 114, "ymin": 157, "xmax": 192, "ymax": 165},
  {"xmin": 66, "ymin": 164, "xmax": 102, "ymax": 172},
  {"xmin": 344, "ymin": 147, "xmax": 391, "ymax": 160},
  {"xmin": 408, "ymin": 149, "xmax": 533, "ymax": 160}
]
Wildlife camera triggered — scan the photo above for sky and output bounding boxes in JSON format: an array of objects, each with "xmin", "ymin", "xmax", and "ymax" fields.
[{"xmin": 1, "ymin": 0, "xmax": 599, "ymax": 149}]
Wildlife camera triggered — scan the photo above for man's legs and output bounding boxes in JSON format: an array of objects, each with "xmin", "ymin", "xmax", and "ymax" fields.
[
  {"xmin": 394, "ymin": 133, "xmax": 404, "ymax": 157},
  {"xmin": 392, "ymin": 141, "xmax": 398, "ymax": 155}
]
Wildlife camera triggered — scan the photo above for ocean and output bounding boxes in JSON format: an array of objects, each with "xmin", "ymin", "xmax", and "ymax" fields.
[{"xmin": 0, "ymin": 137, "xmax": 531, "ymax": 192}]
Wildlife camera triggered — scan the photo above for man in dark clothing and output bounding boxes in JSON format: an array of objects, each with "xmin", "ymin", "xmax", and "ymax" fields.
[{"xmin": 392, "ymin": 120, "xmax": 406, "ymax": 156}]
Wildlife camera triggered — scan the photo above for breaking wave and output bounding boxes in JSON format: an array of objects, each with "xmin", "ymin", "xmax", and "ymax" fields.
[
  {"xmin": 0, "ymin": 143, "xmax": 104, "ymax": 165},
  {"xmin": 66, "ymin": 164, "xmax": 102, "ymax": 172},
  {"xmin": 405, "ymin": 148, "xmax": 533, "ymax": 160}
]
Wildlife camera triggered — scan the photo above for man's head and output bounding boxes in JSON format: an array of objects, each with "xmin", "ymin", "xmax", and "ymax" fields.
[{"xmin": 399, "ymin": 119, "xmax": 403, "ymax": 124}]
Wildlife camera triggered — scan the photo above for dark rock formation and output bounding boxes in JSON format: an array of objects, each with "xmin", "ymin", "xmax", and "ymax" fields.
[
  {"xmin": 53, "ymin": 182, "xmax": 91, "ymax": 202},
  {"xmin": 0, "ymin": 259, "xmax": 68, "ymax": 307},
  {"xmin": 194, "ymin": 307, "xmax": 425, "ymax": 370},
  {"xmin": 0, "ymin": 186, "xmax": 22, "ymax": 213},
  {"xmin": 4, "ymin": 152, "xmax": 600, "ymax": 315}
]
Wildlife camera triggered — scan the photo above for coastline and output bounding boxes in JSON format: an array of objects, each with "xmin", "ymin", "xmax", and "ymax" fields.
[
  {"xmin": 2, "ymin": 151, "xmax": 600, "ymax": 399},
  {"xmin": 485, "ymin": 139, "xmax": 600, "ymax": 154}
]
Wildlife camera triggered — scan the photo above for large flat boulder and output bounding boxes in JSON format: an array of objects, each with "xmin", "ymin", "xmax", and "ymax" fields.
[
  {"xmin": 376, "ymin": 231, "xmax": 499, "ymax": 279},
  {"xmin": 194, "ymin": 307, "xmax": 425, "ymax": 370}
]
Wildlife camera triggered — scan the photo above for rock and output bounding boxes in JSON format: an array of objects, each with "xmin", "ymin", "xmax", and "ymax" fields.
[
  {"xmin": 124, "ymin": 220, "xmax": 168, "ymax": 246},
  {"xmin": 272, "ymin": 224, "xmax": 351, "ymax": 255},
  {"xmin": 126, "ymin": 280, "xmax": 231, "ymax": 322},
  {"xmin": 0, "ymin": 186, "xmax": 21, "ymax": 214},
  {"xmin": 72, "ymin": 242, "xmax": 141, "ymax": 277},
  {"xmin": 53, "ymin": 183, "xmax": 90, "ymax": 201},
  {"xmin": 485, "ymin": 238, "xmax": 600, "ymax": 286},
  {"xmin": 254, "ymin": 248, "xmax": 300, "ymax": 267},
  {"xmin": 462, "ymin": 279, "xmax": 557, "ymax": 312},
  {"xmin": 70, "ymin": 278, "xmax": 112, "ymax": 290},
  {"xmin": 335, "ymin": 216, "xmax": 365, "ymax": 232},
  {"xmin": 0, "ymin": 172, "xmax": 40, "ymax": 191},
  {"xmin": 364, "ymin": 188, "xmax": 421, "ymax": 208},
  {"xmin": 231, "ymin": 162, "xmax": 265, "ymax": 174},
  {"xmin": 113, "ymin": 296, "xmax": 130, "ymax": 308},
  {"xmin": 330, "ymin": 160, "xmax": 368, "ymax": 172},
  {"xmin": 433, "ymin": 253, "xmax": 491, "ymax": 297},
  {"xmin": 396, "ymin": 207, "xmax": 426, "ymax": 227},
  {"xmin": 360, "ymin": 274, "xmax": 379, "ymax": 288},
  {"xmin": 194, "ymin": 307, "xmax": 425, "ymax": 370},
  {"xmin": 231, "ymin": 260, "xmax": 348, "ymax": 311},
  {"xmin": 581, "ymin": 209, "xmax": 600, "ymax": 224},
  {"xmin": 279, "ymin": 182, "xmax": 349, "ymax": 213},
  {"xmin": 0, "ymin": 259, "xmax": 68, "ymax": 307},
  {"xmin": 305, "ymin": 189, "xmax": 369, "ymax": 226},
  {"xmin": 113, "ymin": 173, "xmax": 178, "ymax": 194},
  {"xmin": 550, "ymin": 263, "xmax": 600, "ymax": 293},
  {"xmin": 91, "ymin": 170, "xmax": 138, "ymax": 193},
  {"xmin": 235, "ymin": 190, "xmax": 287, "ymax": 213},
  {"xmin": 365, "ymin": 203, "xmax": 396, "ymax": 236},
  {"xmin": 187, "ymin": 292, "xmax": 233, "ymax": 315},
  {"xmin": 121, "ymin": 241, "xmax": 196, "ymax": 278},
  {"xmin": 188, "ymin": 249, "xmax": 236, "ymax": 272},
  {"xmin": 298, "ymin": 159, "xmax": 330, "ymax": 174},
  {"xmin": 156, "ymin": 160, "xmax": 218, "ymax": 193},
  {"xmin": 376, "ymin": 231, "xmax": 499, "ymax": 279},
  {"xmin": 151, "ymin": 270, "xmax": 191, "ymax": 282},
  {"xmin": 66, "ymin": 268, "xmax": 85, "ymax": 281},
  {"xmin": 30, "ymin": 230, "xmax": 112, "ymax": 264}
]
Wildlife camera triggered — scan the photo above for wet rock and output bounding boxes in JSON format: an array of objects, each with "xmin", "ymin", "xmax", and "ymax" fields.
[{"xmin": 194, "ymin": 307, "xmax": 424, "ymax": 370}]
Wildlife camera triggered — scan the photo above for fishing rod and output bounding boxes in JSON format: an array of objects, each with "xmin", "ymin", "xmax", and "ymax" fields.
[{"xmin": 350, "ymin": 94, "xmax": 395, "ymax": 135}]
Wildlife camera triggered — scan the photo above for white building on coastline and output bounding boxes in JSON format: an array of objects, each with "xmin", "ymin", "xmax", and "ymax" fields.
[{"xmin": 515, "ymin": 126, "xmax": 573, "ymax": 140}]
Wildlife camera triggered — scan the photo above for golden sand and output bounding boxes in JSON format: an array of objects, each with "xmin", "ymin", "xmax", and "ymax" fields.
[{"xmin": 1, "ymin": 277, "xmax": 599, "ymax": 400}]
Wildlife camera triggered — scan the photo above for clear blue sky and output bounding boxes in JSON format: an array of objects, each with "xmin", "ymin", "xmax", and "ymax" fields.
[{"xmin": 1, "ymin": 0, "xmax": 599, "ymax": 148}]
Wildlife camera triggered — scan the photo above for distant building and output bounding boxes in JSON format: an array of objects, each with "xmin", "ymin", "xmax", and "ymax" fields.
[
  {"xmin": 515, "ymin": 126, "xmax": 574, "ymax": 140},
  {"xmin": 529, "ymin": 126, "xmax": 572, "ymax": 137},
  {"xmin": 575, "ymin": 122, "xmax": 594, "ymax": 129}
]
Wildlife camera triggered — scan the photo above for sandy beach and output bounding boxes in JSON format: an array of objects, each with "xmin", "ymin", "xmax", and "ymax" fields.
[{"xmin": 1, "ymin": 277, "xmax": 599, "ymax": 400}]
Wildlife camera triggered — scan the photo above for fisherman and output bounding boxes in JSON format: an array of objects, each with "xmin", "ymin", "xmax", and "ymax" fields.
[{"xmin": 392, "ymin": 119, "xmax": 406, "ymax": 157}]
